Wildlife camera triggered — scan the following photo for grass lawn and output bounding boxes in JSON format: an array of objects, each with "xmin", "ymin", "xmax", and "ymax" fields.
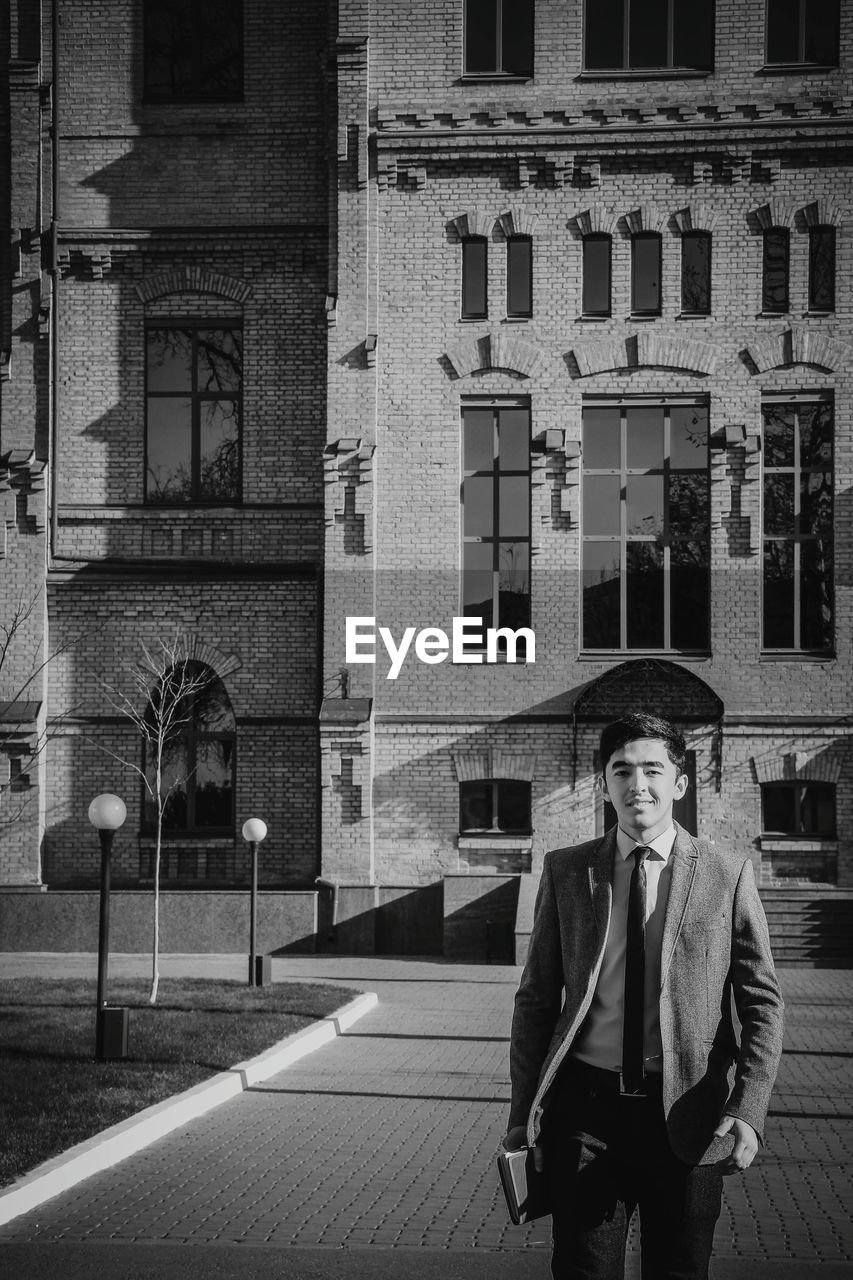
[{"xmin": 0, "ymin": 976, "xmax": 356, "ymax": 1188}]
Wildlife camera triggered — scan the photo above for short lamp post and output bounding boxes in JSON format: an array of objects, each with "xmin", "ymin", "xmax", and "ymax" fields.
[
  {"xmin": 88, "ymin": 793, "xmax": 129, "ymax": 1060},
  {"xmin": 242, "ymin": 817, "xmax": 269, "ymax": 986}
]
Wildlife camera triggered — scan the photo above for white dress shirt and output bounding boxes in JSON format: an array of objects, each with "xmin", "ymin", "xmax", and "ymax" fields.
[{"xmin": 571, "ymin": 823, "xmax": 677, "ymax": 1075}]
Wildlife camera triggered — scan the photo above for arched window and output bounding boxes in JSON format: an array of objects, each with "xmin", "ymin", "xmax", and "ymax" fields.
[
  {"xmin": 762, "ymin": 228, "xmax": 789, "ymax": 313},
  {"xmin": 582, "ymin": 234, "xmax": 612, "ymax": 316},
  {"xmin": 808, "ymin": 225, "xmax": 835, "ymax": 312},
  {"xmin": 462, "ymin": 236, "xmax": 488, "ymax": 318},
  {"xmin": 143, "ymin": 661, "xmax": 236, "ymax": 834},
  {"xmin": 631, "ymin": 232, "xmax": 662, "ymax": 315}
]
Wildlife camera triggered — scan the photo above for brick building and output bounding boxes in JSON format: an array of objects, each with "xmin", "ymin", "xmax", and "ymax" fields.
[{"xmin": 1, "ymin": 0, "xmax": 852, "ymax": 960}]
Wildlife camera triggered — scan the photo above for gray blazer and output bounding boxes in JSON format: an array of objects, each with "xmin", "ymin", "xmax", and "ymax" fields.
[{"xmin": 509, "ymin": 823, "xmax": 784, "ymax": 1165}]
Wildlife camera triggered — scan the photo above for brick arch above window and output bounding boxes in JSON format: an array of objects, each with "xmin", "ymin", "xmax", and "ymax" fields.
[
  {"xmin": 451, "ymin": 748, "xmax": 537, "ymax": 783},
  {"xmin": 497, "ymin": 207, "xmax": 539, "ymax": 238},
  {"xmin": 170, "ymin": 634, "xmax": 243, "ymax": 682},
  {"xmin": 752, "ymin": 201, "xmax": 797, "ymax": 232},
  {"xmin": 622, "ymin": 205, "xmax": 669, "ymax": 236},
  {"xmin": 569, "ymin": 332, "xmax": 719, "ymax": 377},
  {"xmin": 752, "ymin": 750, "xmax": 842, "ymax": 786},
  {"xmin": 744, "ymin": 327, "xmax": 846, "ymax": 373},
  {"xmin": 570, "ymin": 205, "xmax": 619, "ymax": 238},
  {"xmin": 800, "ymin": 200, "xmax": 843, "ymax": 229},
  {"xmin": 135, "ymin": 268, "xmax": 252, "ymax": 305},
  {"xmin": 671, "ymin": 204, "xmax": 720, "ymax": 235},
  {"xmin": 449, "ymin": 208, "xmax": 496, "ymax": 240},
  {"xmin": 445, "ymin": 331, "xmax": 546, "ymax": 379}
]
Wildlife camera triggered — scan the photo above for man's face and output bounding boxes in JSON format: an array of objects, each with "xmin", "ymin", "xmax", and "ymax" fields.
[{"xmin": 601, "ymin": 737, "xmax": 688, "ymax": 841}]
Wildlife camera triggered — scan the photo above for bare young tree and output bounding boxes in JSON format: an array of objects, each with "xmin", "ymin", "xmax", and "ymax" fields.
[{"xmin": 100, "ymin": 638, "xmax": 219, "ymax": 1004}]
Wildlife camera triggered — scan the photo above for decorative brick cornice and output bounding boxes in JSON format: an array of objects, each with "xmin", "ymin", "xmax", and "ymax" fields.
[
  {"xmin": 570, "ymin": 205, "xmax": 619, "ymax": 237},
  {"xmin": 451, "ymin": 747, "xmax": 537, "ymax": 783},
  {"xmin": 569, "ymin": 333, "xmax": 719, "ymax": 377},
  {"xmin": 449, "ymin": 209, "xmax": 495, "ymax": 239},
  {"xmin": 135, "ymin": 268, "xmax": 252, "ymax": 305},
  {"xmin": 445, "ymin": 332, "xmax": 547, "ymax": 379},
  {"xmin": 671, "ymin": 203, "xmax": 720, "ymax": 234},
  {"xmin": 752, "ymin": 200, "xmax": 797, "ymax": 231},
  {"xmin": 745, "ymin": 327, "xmax": 845, "ymax": 373}
]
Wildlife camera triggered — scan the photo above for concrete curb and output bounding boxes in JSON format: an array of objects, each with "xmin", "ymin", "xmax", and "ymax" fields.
[{"xmin": 0, "ymin": 990, "xmax": 378, "ymax": 1228}]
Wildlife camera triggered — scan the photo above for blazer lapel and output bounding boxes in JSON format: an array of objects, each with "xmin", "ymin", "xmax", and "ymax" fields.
[
  {"xmin": 588, "ymin": 827, "xmax": 617, "ymax": 939},
  {"xmin": 659, "ymin": 822, "xmax": 699, "ymax": 991}
]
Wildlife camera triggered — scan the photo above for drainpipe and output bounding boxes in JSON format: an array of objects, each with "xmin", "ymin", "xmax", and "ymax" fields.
[{"xmin": 47, "ymin": 0, "xmax": 60, "ymax": 563}]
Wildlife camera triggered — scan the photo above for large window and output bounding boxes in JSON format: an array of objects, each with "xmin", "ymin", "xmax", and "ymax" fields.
[
  {"xmin": 144, "ymin": 0, "xmax": 243, "ymax": 101},
  {"xmin": 462, "ymin": 403, "xmax": 531, "ymax": 635},
  {"xmin": 460, "ymin": 779, "xmax": 531, "ymax": 833},
  {"xmin": 507, "ymin": 236, "xmax": 533, "ymax": 317},
  {"xmin": 584, "ymin": 0, "xmax": 714, "ymax": 71},
  {"xmin": 762, "ymin": 230, "xmax": 790, "ymax": 313},
  {"xmin": 766, "ymin": 0, "xmax": 839, "ymax": 65},
  {"xmin": 462, "ymin": 238, "xmax": 488, "ymax": 319},
  {"xmin": 583, "ymin": 235, "xmax": 612, "ymax": 316},
  {"xmin": 582, "ymin": 401, "xmax": 710, "ymax": 650},
  {"xmin": 808, "ymin": 226, "xmax": 836, "ymax": 312},
  {"xmin": 681, "ymin": 232, "xmax": 711, "ymax": 314},
  {"xmin": 632, "ymin": 233, "xmax": 662, "ymax": 315},
  {"xmin": 761, "ymin": 783, "xmax": 836, "ymax": 836},
  {"xmin": 145, "ymin": 324, "xmax": 242, "ymax": 504},
  {"xmin": 143, "ymin": 662, "xmax": 236, "ymax": 835},
  {"xmin": 762, "ymin": 396, "xmax": 833, "ymax": 652},
  {"xmin": 464, "ymin": 0, "xmax": 534, "ymax": 76}
]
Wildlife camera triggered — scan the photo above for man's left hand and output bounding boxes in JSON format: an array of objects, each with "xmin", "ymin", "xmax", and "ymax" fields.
[{"xmin": 713, "ymin": 1115, "xmax": 759, "ymax": 1174}]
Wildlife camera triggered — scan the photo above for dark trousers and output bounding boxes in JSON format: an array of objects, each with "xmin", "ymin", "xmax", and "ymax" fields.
[{"xmin": 542, "ymin": 1064, "xmax": 723, "ymax": 1280}]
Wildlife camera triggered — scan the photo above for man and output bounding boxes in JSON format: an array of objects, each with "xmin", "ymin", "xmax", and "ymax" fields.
[{"xmin": 505, "ymin": 712, "xmax": 784, "ymax": 1280}]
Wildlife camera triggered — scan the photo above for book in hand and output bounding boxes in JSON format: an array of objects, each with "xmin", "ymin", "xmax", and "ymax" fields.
[{"xmin": 496, "ymin": 1144, "xmax": 549, "ymax": 1225}]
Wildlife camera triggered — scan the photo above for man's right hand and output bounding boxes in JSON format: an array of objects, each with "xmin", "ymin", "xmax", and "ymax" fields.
[{"xmin": 503, "ymin": 1125, "xmax": 544, "ymax": 1172}]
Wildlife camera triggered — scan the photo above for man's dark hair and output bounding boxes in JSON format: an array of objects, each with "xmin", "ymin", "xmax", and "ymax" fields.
[{"xmin": 599, "ymin": 712, "xmax": 687, "ymax": 775}]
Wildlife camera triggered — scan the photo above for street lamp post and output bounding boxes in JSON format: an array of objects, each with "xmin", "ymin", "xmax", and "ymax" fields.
[
  {"xmin": 241, "ymin": 817, "xmax": 269, "ymax": 986},
  {"xmin": 88, "ymin": 793, "xmax": 129, "ymax": 1059}
]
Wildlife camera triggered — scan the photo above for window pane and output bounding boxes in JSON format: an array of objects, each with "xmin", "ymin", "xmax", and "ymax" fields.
[
  {"xmin": 463, "ymin": 542, "xmax": 494, "ymax": 623},
  {"xmin": 199, "ymin": 402, "xmax": 240, "ymax": 502},
  {"xmin": 498, "ymin": 408, "xmax": 529, "ymax": 470},
  {"xmin": 147, "ymin": 328, "xmax": 193, "ymax": 391},
  {"xmin": 626, "ymin": 542, "xmax": 664, "ymax": 647},
  {"xmin": 674, "ymin": 0, "xmax": 714, "ymax": 68},
  {"xmin": 800, "ymin": 539, "xmax": 833, "ymax": 649},
  {"xmin": 462, "ymin": 238, "xmax": 488, "ymax": 317},
  {"xmin": 583, "ymin": 237, "xmax": 611, "ymax": 315},
  {"xmin": 583, "ymin": 543, "xmax": 621, "ymax": 648},
  {"xmin": 626, "ymin": 406, "xmax": 664, "ymax": 470},
  {"xmin": 463, "ymin": 410, "xmax": 495, "ymax": 470},
  {"xmin": 144, "ymin": 0, "xmax": 194, "ymax": 96},
  {"xmin": 507, "ymin": 238, "xmax": 532, "ymax": 316},
  {"xmin": 194, "ymin": 739, "xmax": 234, "ymax": 827},
  {"xmin": 460, "ymin": 781, "xmax": 492, "ymax": 830},
  {"xmin": 809, "ymin": 227, "xmax": 835, "ymax": 311},
  {"xmin": 762, "ymin": 230, "xmax": 789, "ymax": 312},
  {"xmin": 763, "ymin": 405, "xmax": 795, "ymax": 466},
  {"xmin": 681, "ymin": 233, "xmax": 711, "ymax": 313},
  {"xmin": 497, "ymin": 781, "xmax": 531, "ymax": 832},
  {"xmin": 464, "ymin": 0, "xmax": 498, "ymax": 72},
  {"xmin": 629, "ymin": 0, "xmax": 668, "ymax": 67},
  {"xmin": 800, "ymin": 472, "xmax": 832, "ymax": 537},
  {"xmin": 805, "ymin": 0, "xmax": 839, "ymax": 63},
  {"xmin": 670, "ymin": 405, "xmax": 708, "ymax": 468},
  {"xmin": 767, "ymin": 0, "xmax": 800, "ymax": 61},
  {"xmin": 762, "ymin": 786, "xmax": 796, "ymax": 831},
  {"xmin": 198, "ymin": 0, "xmax": 243, "ymax": 97},
  {"xmin": 585, "ymin": 0, "xmax": 624, "ymax": 66},
  {"xmin": 583, "ymin": 475, "xmax": 621, "ymax": 535},
  {"xmin": 669, "ymin": 473, "xmax": 709, "ymax": 538},
  {"xmin": 626, "ymin": 474, "xmax": 663, "ymax": 536},
  {"xmin": 502, "ymin": 0, "xmax": 534, "ymax": 75},
  {"xmin": 498, "ymin": 476, "xmax": 529, "ymax": 536},
  {"xmin": 763, "ymin": 541, "xmax": 795, "ymax": 647},
  {"xmin": 498, "ymin": 542, "xmax": 530, "ymax": 629},
  {"xmin": 799, "ymin": 783, "xmax": 836, "ymax": 835},
  {"xmin": 463, "ymin": 476, "xmax": 493, "ymax": 535},
  {"xmin": 146, "ymin": 398, "xmax": 192, "ymax": 502},
  {"xmin": 158, "ymin": 740, "xmax": 190, "ymax": 830},
  {"xmin": 195, "ymin": 677, "xmax": 236, "ymax": 732},
  {"xmin": 197, "ymin": 328, "xmax": 242, "ymax": 391},
  {"xmin": 583, "ymin": 406, "xmax": 620, "ymax": 468},
  {"xmin": 764, "ymin": 474, "xmax": 795, "ymax": 535},
  {"xmin": 670, "ymin": 543, "xmax": 710, "ymax": 649},
  {"xmin": 632, "ymin": 235, "xmax": 661, "ymax": 314},
  {"xmin": 799, "ymin": 401, "xmax": 833, "ymax": 466}
]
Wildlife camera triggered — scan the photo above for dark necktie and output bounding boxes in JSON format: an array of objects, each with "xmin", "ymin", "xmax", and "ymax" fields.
[{"xmin": 622, "ymin": 846, "xmax": 648, "ymax": 1093}]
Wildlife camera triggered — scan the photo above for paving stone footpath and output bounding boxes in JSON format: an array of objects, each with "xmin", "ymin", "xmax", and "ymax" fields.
[{"xmin": 1, "ymin": 954, "xmax": 851, "ymax": 1280}]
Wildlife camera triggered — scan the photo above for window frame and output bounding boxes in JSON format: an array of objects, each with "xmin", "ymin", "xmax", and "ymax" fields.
[
  {"xmin": 680, "ymin": 230, "xmax": 712, "ymax": 316},
  {"xmin": 764, "ymin": 0, "xmax": 840, "ymax": 67},
  {"xmin": 144, "ymin": 320, "xmax": 243, "ymax": 507},
  {"xmin": 808, "ymin": 225, "xmax": 836, "ymax": 313},
  {"xmin": 631, "ymin": 232, "xmax": 663, "ymax": 316},
  {"xmin": 580, "ymin": 396, "xmax": 711, "ymax": 653},
  {"xmin": 760, "ymin": 781, "xmax": 836, "ymax": 838},
  {"xmin": 459, "ymin": 778, "xmax": 532, "ymax": 835},
  {"xmin": 142, "ymin": 0, "xmax": 245, "ymax": 104},
  {"xmin": 506, "ymin": 235, "xmax": 533, "ymax": 318},
  {"xmin": 461, "ymin": 237, "xmax": 489, "ymax": 320},
  {"xmin": 762, "ymin": 228, "xmax": 790, "ymax": 314},
  {"xmin": 761, "ymin": 392, "xmax": 834, "ymax": 654},
  {"xmin": 582, "ymin": 0, "xmax": 715, "ymax": 74},
  {"xmin": 463, "ymin": 0, "xmax": 534, "ymax": 78},
  {"xmin": 582, "ymin": 234, "xmax": 613, "ymax": 317}
]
